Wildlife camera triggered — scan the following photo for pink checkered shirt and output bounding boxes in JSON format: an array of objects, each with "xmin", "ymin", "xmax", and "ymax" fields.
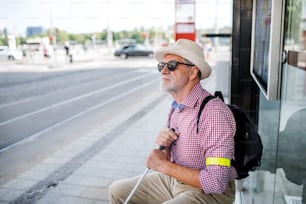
[{"xmin": 167, "ymin": 83, "xmax": 237, "ymax": 194}]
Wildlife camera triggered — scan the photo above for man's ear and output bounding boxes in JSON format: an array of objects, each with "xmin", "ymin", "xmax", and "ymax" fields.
[{"xmin": 190, "ymin": 67, "xmax": 200, "ymax": 80}]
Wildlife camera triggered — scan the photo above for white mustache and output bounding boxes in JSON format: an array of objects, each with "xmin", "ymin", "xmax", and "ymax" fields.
[{"xmin": 161, "ymin": 75, "xmax": 172, "ymax": 80}]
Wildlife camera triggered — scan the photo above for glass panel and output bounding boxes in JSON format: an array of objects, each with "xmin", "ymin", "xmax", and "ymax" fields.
[
  {"xmin": 242, "ymin": 93, "xmax": 281, "ymax": 204},
  {"xmin": 276, "ymin": 64, "xmax": 306, "ymax": 204},
  {"xmin": 276, "ymin": 0, "xmax": 306, "ymax": 203},
  {"xmin": 244, "ymin": 0, "xmax": 306, "ymax": 204}
]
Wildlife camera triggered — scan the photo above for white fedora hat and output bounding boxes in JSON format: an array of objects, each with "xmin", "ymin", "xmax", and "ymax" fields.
[{"xmin": 155, "ymin": 39, "xmax": 211, "ymax": 80}]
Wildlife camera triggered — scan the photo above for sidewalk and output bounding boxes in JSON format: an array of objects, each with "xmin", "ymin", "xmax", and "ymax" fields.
[
  {"xmin": 0, "ymin": 56, "xmax": 106, "ymax": 73},
  {"xmin": 0, "ymin": 87, "xmax": 171, "ymax": 203}
]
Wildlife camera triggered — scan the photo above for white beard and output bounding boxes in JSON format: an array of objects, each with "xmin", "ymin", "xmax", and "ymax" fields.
[{"xmin": 159, "ymin": 75, "xmax": 188, "ymax": 93}]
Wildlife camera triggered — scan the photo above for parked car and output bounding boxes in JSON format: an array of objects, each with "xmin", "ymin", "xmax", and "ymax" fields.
[
  {"xmin": 0, "ymin": 46, "xmax": 22, "ymax": 61},
  {"xmin": 114, "ymin": 45, "xmax": 154, "ymax": 59}
]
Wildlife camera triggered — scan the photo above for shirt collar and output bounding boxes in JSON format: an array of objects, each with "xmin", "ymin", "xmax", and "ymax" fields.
[
  {"xmin": 171, "ymin": 101, "xmax": 185, "ymax": 111},
  {"xmin": 171, "ymin": 83, "xmax": 209, "ymax": 111}
]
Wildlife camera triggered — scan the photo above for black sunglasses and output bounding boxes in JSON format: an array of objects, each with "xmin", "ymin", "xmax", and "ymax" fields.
[{"xmin": 157, "ymin": 60, "xmax": 195, "ymax": 72}]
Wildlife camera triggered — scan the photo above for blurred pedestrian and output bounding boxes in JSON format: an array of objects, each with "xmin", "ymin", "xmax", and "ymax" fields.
[
  {"xmin": 64, "ymin": 41, "xmax": 73, "ymax": 63},
  {"xmin": 64, "ymin": 41, "xmax": 70, "ymax": 56},
  {"xmin": 43, "ymin": 45, "xmax": 49, "ymax": 58}
]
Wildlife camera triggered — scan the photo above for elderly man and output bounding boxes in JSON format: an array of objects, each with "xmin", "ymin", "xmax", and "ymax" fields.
[{"xmin": 109, "ymin": 39, "xmax": 237, "ymax": 204}]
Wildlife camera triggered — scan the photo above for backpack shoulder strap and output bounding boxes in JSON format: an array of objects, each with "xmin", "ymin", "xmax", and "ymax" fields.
[
  {"xmin": 214, "ymin": 91, "xmax": 224, "ymax": 102},
  {"xmin": 197, "ymin": 95, "xmax": 215, "ymax": 133}
]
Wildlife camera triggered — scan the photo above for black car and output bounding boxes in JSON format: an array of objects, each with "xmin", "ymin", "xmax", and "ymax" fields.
[{"xmin": 114, "ymin": 45, "xmax": 154, "ymax": 59}]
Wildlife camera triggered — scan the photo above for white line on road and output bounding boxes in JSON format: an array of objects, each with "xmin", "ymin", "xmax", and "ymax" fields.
[
  {"xmin": 0, "ymin": 78, "xmax": 159, "ymax": 153},
  {"xmin": 0, "ymin": 72, "xmax": 154, "ymax": 126}
]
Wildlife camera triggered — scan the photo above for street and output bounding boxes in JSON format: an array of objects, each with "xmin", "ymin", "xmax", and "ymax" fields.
[{"xmin": 0, "ymin": 64, "xmax": 160, "ymax": 185}]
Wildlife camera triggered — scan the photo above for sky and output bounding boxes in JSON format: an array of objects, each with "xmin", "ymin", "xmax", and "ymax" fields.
[{"xmin": 0, "ymin": 0, "xmax": 232, "ymax": 36}]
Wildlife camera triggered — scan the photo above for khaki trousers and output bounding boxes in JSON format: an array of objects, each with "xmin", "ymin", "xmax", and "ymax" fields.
[{"xmin": 109, "ymin": 172, "xmax": 235, "ymax": 204}]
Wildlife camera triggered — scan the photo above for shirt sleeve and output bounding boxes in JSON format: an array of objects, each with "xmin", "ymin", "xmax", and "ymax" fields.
[{"xmin": 198, "ymin": 99, "xmax": 236, "ymax": 194}]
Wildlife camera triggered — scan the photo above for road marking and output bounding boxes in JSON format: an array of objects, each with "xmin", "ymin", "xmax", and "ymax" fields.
[
  {"xmin": 0, "ymin": 78, "xmax": 159, "ymax": 153},
  {"xmin": 0, "ymin": 72, "xmax": 155, "ymax": 126}
]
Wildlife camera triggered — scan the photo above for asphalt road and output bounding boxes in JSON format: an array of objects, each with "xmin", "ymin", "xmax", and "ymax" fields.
[{"xmin": 0, "ymin": 66, "xmax": 160, "ymax": 185}]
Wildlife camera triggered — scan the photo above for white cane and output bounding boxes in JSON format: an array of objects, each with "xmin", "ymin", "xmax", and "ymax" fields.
[{"xmin": 123, "ymin": 146, "xmax": 165, "ymax": 204}]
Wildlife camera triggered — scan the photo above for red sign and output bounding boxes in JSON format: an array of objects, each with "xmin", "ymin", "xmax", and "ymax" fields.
[
  {"xmin": 175, "ymin": 0, "xmax": 195, "ymax": 41},
  {"xmin": 175, "ymin": 23, "xmax": 195, "ymax": 41}
]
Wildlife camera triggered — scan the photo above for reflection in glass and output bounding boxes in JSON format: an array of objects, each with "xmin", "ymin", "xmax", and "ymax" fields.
[{"xmin": 250, "ymin": 0, "xmax": 306, "ymax": 203}]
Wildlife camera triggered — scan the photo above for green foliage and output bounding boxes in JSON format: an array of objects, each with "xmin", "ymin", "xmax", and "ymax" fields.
[
  {"xmin": 111, "ymin": 28, "xmax": 159, "ymax": 44},
  {"xmin": 0, "ymin": 27, "xmax": 170, "ymax": 46},
  {"xmin": 69, "ymin": 33, "xmax": 85, "ymax": 44},
  {"xmin": 56, "ymin": 30, "xmax": 69, "ymax": 43},
  {"xmin": 0, "ymin": 37, "xmax": 8, "ymax": 46},
  {"xmin": 285, "ymin": 0, "xmax": 302, "ymax": 43},
  {"xmin": 99, "ymin": 31, "xmax": 108, "ymax": 41},
  {"xmin": 16, "ymin": 37, "xmax": 27, "ymax": 45}
]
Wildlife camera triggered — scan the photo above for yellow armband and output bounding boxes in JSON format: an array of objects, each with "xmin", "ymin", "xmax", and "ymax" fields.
[{"xmin": 206, "ymin": 157, "xmax": 231, "ymax": 167}]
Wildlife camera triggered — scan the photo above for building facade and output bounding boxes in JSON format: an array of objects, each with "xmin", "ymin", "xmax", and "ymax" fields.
[{"xmin": 26, "ymin": 26, "xmax": 45, "ymax": 37}]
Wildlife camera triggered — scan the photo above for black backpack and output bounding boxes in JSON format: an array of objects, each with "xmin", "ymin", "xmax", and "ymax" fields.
[{"xmin": 197, "ymin": 91, "xmax": 263, "ymax": 179}]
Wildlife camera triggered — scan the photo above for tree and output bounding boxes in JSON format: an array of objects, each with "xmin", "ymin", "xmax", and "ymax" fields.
[
  {"xmin": 69, "ymin": 34, "xmax": 85, "ymax": 44},
  {"xmin": 285, "ymin": 0, "xmax": 302, "ymax": 44},
  {"xmin": 56, "ymin": 30, "xmax": 69, "ymax": 44}
]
